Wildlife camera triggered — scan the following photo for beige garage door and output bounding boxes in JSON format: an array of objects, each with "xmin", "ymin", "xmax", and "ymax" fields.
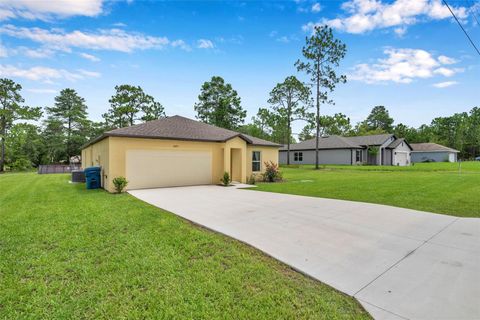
[{"xmin": 126, "ymin": 149, "xmax": 212, "ymax": 189}]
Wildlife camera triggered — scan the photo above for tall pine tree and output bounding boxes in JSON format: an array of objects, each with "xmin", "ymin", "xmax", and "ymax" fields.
[
  {"xmin": 194, "ymin": 76, "xmax": 246, "ymax": 130},
  {"xmin": 45, "ymin": 88, "xmax": 88, "ymax": 164},
  {"xmin": 103, "ymin": 85, "xmax": 165, "ymax": 128},
  {"xmin": 295, "ymin": 25, "xmax": 347, "ymax": 169},
  {"xmin": 0, "ymin": 78, "xmax": 42, "ymax": 172}
]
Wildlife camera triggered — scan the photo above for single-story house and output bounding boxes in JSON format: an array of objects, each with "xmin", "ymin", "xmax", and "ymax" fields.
[
  {"xmin": 82, "ymin": 115, "xmax": 280, "ymax": 192},
  {"xmin": 279, "ymin": 134, "xmax": 412, "ymax": 166},
  {"xmin": 410, "ymin": 143, "xmax": 459, "ymax": 163}
]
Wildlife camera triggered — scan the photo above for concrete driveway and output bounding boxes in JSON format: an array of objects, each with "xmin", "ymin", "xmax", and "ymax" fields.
[{"xmin": 130, "ymin": 185, "xmax": 480, "ymax": 320}]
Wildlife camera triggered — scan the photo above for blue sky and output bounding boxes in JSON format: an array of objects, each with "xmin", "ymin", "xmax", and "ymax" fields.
[{"xmin": 0, "ymin": 0, "xmax": 479, "ymax": 135}]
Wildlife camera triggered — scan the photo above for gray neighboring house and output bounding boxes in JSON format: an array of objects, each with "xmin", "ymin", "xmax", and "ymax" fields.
[
  {"xmin": 410, "ymin": 143, "xmax": 459, "ymax": 163},
  {"xmin": 279, "ymin": 134, "xmax": 413, "ymax": 166}
]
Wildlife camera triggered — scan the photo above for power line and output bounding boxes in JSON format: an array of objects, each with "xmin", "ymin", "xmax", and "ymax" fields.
[{"xmin": 443, "ymin": 0, "xmax": 480, "ymax": 56}]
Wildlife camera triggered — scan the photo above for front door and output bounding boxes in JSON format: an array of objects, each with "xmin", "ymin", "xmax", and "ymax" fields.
[{"xmin": 230, "ymin": 148, "xmax": 242, "ymax": 182}]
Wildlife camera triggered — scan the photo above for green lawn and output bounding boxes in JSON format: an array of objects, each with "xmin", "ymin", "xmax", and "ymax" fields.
[
  {"xmin": 254, "ymin": 162, "xmax": 480, "ymax": 218},
  {"xmin": 0, "ymin": 173, "xmax": 369, "ymax": 319}
]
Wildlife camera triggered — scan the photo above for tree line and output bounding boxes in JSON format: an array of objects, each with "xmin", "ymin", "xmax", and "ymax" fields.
[
  {"xmin": 0, "ymin": 81, "xmax": 168, "ymax": 171},
  {"xmin": 1, "ymin": 25, "xmax": 478, "ymax": 172}
]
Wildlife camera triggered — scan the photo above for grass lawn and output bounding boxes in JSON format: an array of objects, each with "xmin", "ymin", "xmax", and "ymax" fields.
[
  {"xmin": 0, "ymin": 173, "xmax": 369, "ymax": 319},
  {"xmin": 255, "ymin": 162, "xmax": 480, "ymax": 218}
]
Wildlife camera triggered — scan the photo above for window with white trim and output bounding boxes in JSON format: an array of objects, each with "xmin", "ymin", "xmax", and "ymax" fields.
[
  {"xmin": 252, "ymin": 151, "xmax": 261, "ymax": 172},
  {"xmin": 294, "ymin": 152, "xmax": 303, "ymax": 162}
]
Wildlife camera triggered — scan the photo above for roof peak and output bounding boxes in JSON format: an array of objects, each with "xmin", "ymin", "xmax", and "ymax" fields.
[{"xmin": 86, "ymin": 115, "xmax": 281, "ymax": 149}]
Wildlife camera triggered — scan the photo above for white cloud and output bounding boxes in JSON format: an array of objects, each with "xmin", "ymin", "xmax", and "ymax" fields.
[
  {"xmin": 0, "ymin": 25, "xmax": 177, "ymax": 53},
  {"xmin": 432, "ymin": 81, "xmax": 458, "ymax": 88},
  {"xmin": 275, "ymin": 35, "xmax": 299, "ymax": 43},
  {"xmin": 433, "ymin": 67, "xmax": 456, "ymax": 77},
  {"xmin": 277, "ymin": 36, "xmax": 290, "ymax": 43},
  {"xmin": 350, "ymin": 48, "xmax": 461, "ymax": 84},
  {"xmin": 0, "ymin": 64, "xmax": 100, "ymax": 83},
  {"xmin": 26, "ymin": 88, "xmax": 57, "ymax": 94},
  {"xmin": 304, "ymin": 0, "xmax": 468, "ymax": 34},
  {"xmin": 21, "ymin": 47, "xmax": 54, "ymax": 58},
  {"xmin": 215, "ymin": 35, "xmax": 243, "ymax": 45},
  {"xmin": 80, "ymin": 52, "xmax": 100, "ymax": 62},
  {"xmin": 311, "ymin": 3, "xmax": 322, "ymax": 12},
  {"xmin": 394, "ymin": 26, "xmax": 407, "ymax": 37},
  {"xmin": 438, "ymin": 55, "xmax": 457, "ymax": 65},
  {"xmin": 0, "ymin": 0, "xmax": 104, "ymax": 21},
  {"xmin": 0, "ymin": 43, "xmax": 7, "ymax": 57},
  {"xmin": 197, "ymin": 39, "xmax": 214, "ymax": 49},
  {"xmin": 77, "ymin": 69, "xmax": 101, "ymax": 78},
  {"xmin": 171, "ymin": 39, "xmax": 191, "ymax": 51},
  {"xmin": 0, "ymin": 8, "xmax": 15, "ymax": 20},
  {"xmin": 0, "ymin": 44, "xmax": 54, "ymax": 58}
]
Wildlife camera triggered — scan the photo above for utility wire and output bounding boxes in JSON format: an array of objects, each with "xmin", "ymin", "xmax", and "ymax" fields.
[{"xmin": 443, "ymin": 0, "xmax": 480, "ymax": 56}]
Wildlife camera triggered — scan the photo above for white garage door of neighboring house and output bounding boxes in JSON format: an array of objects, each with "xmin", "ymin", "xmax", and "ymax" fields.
[
  {"xmin": 394, "ymin": 152, "xmax": 409, "ymax": 166},
  {"xmin": 449, "ymin": 153, "xmax": 455, "ymax": 162},
  {"xmin": 126, "ymin": 149, "xmax": 212, "ymax": 190}
]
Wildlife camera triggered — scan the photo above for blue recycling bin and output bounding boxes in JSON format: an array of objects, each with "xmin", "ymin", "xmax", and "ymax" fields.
[{"xmin": 85, "ymin": 166, "xmax": 101, "ymax": 189}]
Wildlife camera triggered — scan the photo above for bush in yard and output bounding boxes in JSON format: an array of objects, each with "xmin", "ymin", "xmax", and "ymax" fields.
[
  {"xmin": 113, "ymin": 176, "xmax": 128, "ymax": 193},
  {"xmin": 220, "ymin": 171, "xmax": 231, "ymax": 186},
  {"xmin": 262, "ymin": 161, "xmax": 282, "ymax": 182},
  {"xmin": 247, "ymin": 174, "xmax": 257, "ymax": 185},
  {"xmin": 11, "ymin": 158, "xmax": 31, "ymax": 171}
]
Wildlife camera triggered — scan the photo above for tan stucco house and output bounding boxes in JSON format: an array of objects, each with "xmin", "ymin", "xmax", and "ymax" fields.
[{"xmin": 81, "ymin": 115, "xmax": 280, "ymax": 192}]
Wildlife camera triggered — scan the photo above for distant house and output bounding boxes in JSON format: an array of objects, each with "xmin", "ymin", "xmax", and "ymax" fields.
[
  {"xmin": 279, "ymin": 134, "xmax": 412, "ymax": 166},
  {"xmin": 410, "ymin": 143, "xmax": 459, "ymax": 163},
  {"xmin": 70, "ymin": 155, "xmax": 81, "ymax": 164}
]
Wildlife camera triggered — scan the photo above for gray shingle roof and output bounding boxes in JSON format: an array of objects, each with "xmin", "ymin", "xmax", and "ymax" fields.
[
  {"xmin": 241, "ymin": 133, "xmax": 281, "ymax": 147},
  {"xmin": 83, "ymin": 115, "xmax": 281, "ymax": 148},
  {"xmin": 280, "ymin": 135, "xmax": 361, "ymax": 151},
  {"xmin": 410, "ymin": 143, "xmax": 459, "ymax": 153},
  {"xmin": 280, "ymin": 133, "xmax": 396, "ymax": 151},
  {"xmin": 345, "ymin": 134, "xmax": 394, "ymax": 146}
]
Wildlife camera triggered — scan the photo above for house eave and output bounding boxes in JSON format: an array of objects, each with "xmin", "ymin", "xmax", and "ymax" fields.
[{"xmin": 82, "ymin": 132, "xmax": 281, "ymax": 150}]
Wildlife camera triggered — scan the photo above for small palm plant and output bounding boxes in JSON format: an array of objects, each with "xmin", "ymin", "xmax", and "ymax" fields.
[
  {"xmin": 220, "ymin": 171, "xmax": 231, "ymax": 186},
  {"xmin": 113, "ymin": 176, "xmax": 128, "ymax": 193}
]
